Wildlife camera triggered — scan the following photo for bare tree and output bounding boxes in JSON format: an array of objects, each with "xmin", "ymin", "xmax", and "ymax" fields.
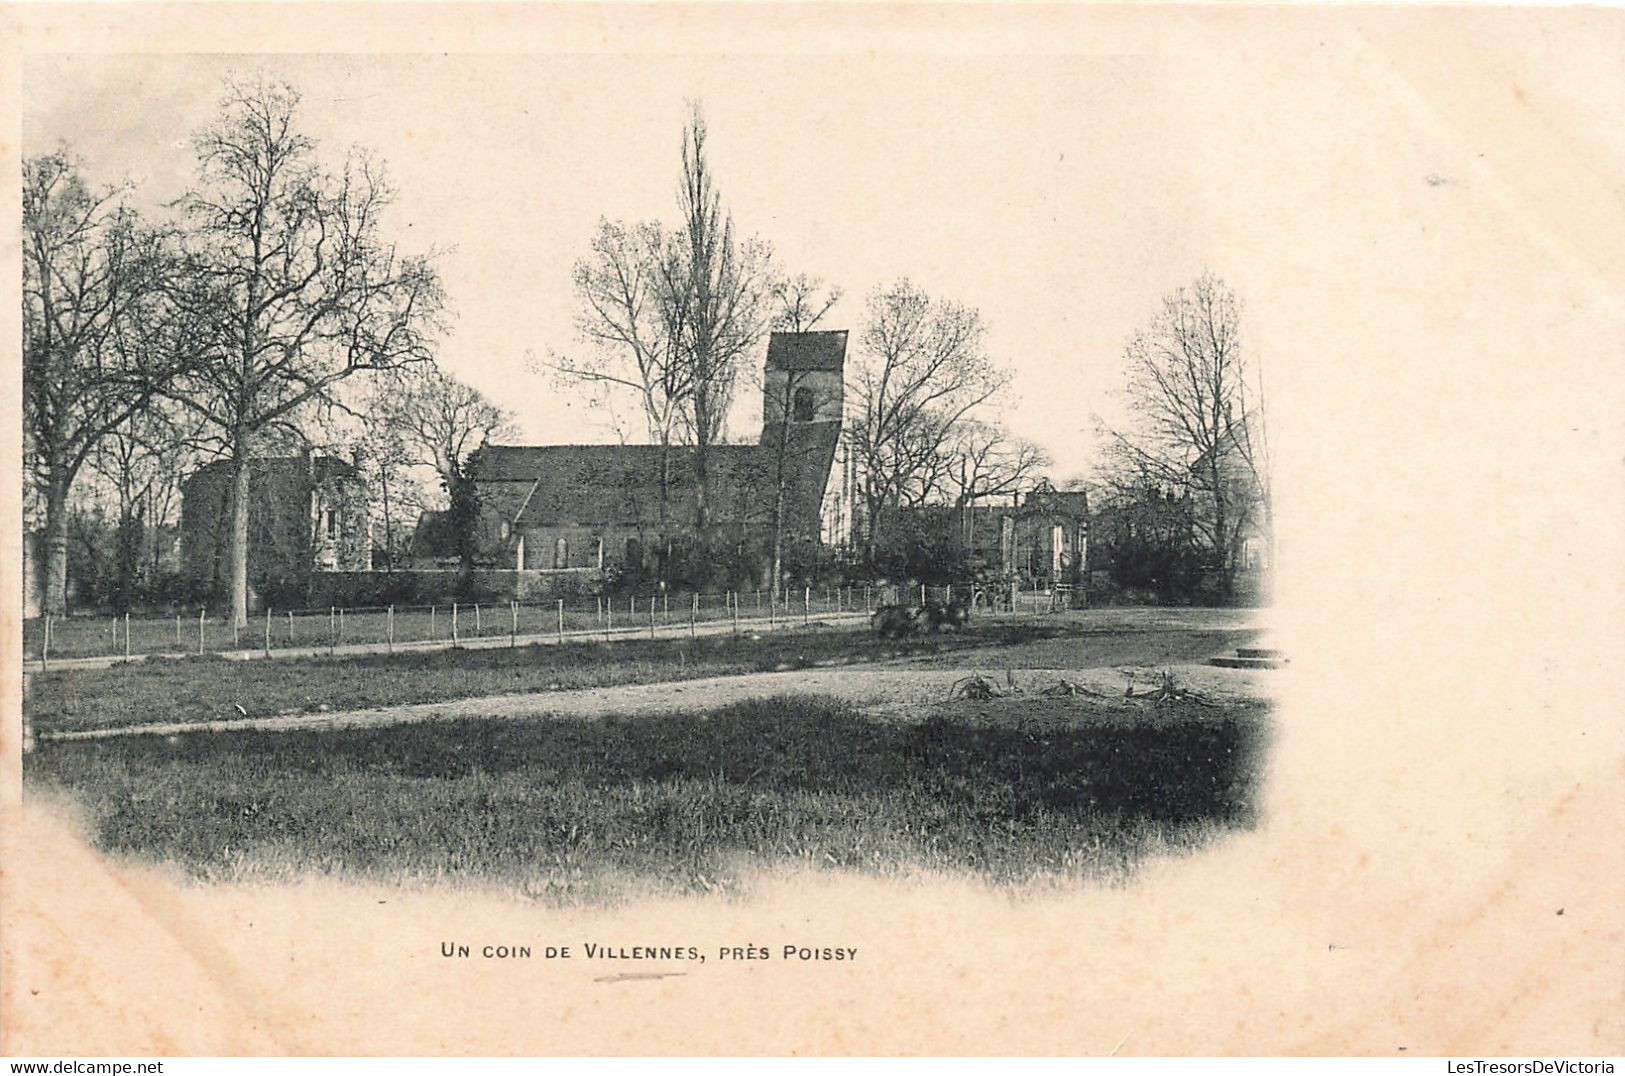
[
  {"xmin": 942, "ymin": 421, "xmax": 1051, "ymax": 545},
  {"xmin": 86, "ymin": 402, "xmax": 206, "ymax": 608},
  {"xmin": 177, "ymin": 78, "xmax": 444, "ymax": 626},
  {"xmin": 1229, "ymin": 349, "xmax": 1274, "ymax": 568},
  {"xmin": 361, "ymin": 365, "xmax": 511, "ymax": 571},
  {"xmin": 849, "ymin": 279, "xmax": 1010, "ymax": 558},
  {"xmin": 559, "ymin": 220, "xmax": 689, "ymax": 443},
  {"xmin": 1100, "ymin": 271, "xmax": 1267, "ymax": 594},
  {"xmin": 771, "ymin": 273, "xmax": 841, "ymax": 333},
  {"xmin": 372, "ymin": 364, "xmax": 513, "ymax": 491},
  {"xmin": 22, "ymin": 151, "xmax": 217, "ymax": 615},
  {"xmin": 553, "ymin": 104, "xmax": 772, "ymax": 545},
  {"xmin": 553, "ymin": 219, "xmax": 689, "ymax": 523},
  {"xmin": 664, "ymin": 104, "xmax": 773, "ymax": 534},
  {"xmin": 342, "ymin": 400, "xmax": 423, "ymax": 572}
]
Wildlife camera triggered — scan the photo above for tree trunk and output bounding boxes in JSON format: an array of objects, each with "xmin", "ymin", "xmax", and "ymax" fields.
[
  {"xmin": 657, "ymin": 440, "xmax": 671, "ymax": 526},
  {"xmin": 380, "ymin": 466, "xmax": 394, "ymax": 573},
  {"xmin": 113, "ymin": 504, "xmax": 141, "ymax": 615},
  {"xmin": 40, "ymin": 477, "xmax": 70, "ymax": 616},
  {"xmin": 1209, "ymin": 458, "xmax": 1233, "ymax": 602},
  {"xmin": 692, "ymin": 377, "xmax": 712, "ymax": 539},
  {"xmin": 693, "ymin": 438, "xmax": 710, "ymax": 536},
  {"xmin": 769, "ymin": 474, "xmax": 787, "ymax": 596},
  {"xmin": 227, "ymin": 440, "xmax": 251, "ymax": 628},
  {"xmin": 768, "ymin": 384, "xmax": 793, "ymax": 598},
  {"xmin": 862, "ymin": 482, "xmax": 881, "ymax": 566}
]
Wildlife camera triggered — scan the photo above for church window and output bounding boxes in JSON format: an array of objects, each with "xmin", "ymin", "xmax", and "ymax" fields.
[
  {"xmin": 792, "ymin": 386, "xmax": 815, "ymax": 422},
  {"xmin": 554, "ymin": 536, "xmax": 569, "ymax": 569}
]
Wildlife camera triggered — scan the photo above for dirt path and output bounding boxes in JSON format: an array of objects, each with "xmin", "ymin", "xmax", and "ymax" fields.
[{"xmin": 36, "ymin": 659, "xmax": 1274, "ymax": 743}]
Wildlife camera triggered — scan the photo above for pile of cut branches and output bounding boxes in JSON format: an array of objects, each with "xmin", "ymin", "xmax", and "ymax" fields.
[
  {"xmin": 949, "ymin": 672, "xmax": 1020, "ymax": 700},
  {"xmin": 1124, "ymin": 669, "xmax": 1217, "ymax": 707},
  {"xmin": 1038, "ymin": 678, "xmax": 1113, "ymax": 700}
]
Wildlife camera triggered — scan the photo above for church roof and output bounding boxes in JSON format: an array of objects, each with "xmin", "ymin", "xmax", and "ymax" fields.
[
  {"xmin": 470, "ymin": 422, "xmax": 841, "ymax": 532},
  {"xmin": 766, "ymin": 330, "xmax": 848, "ymax": 372},
  {"xmin": 184, "ymin": 454, "xmax": 360, "ymax": 487}
]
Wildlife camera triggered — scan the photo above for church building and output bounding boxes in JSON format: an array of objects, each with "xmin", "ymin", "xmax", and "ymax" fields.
[{"xmin": 463, "ymin": 330, "xmax": 848, "ymax": 584}]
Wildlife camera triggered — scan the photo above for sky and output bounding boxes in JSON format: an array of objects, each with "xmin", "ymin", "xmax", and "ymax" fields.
[
  {"xmin": 26, "ymin": 49, "xmax": 1247, "ymax": 484},
  {"xmin": 21, "ymin": 9, "xmax": 1625, "ymax": 508}
]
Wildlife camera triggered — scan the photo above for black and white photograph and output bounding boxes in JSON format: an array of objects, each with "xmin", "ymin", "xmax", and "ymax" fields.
[{"xmin": 3, "ymin": 3, "xmax": 1621, "ymax": 1060}]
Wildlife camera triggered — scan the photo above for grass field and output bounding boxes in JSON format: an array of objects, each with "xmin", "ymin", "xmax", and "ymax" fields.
[
  {"xmin": 25, "ymin": 618, "xmax": 1254, "ymax": 734},
  {"xmin": 26, "ymin": 694, "xmax": 1270, "ymax": 903}
]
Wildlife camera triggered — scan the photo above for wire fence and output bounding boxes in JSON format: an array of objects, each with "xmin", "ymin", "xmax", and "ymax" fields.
[{"xmin": 24, "ymin": 579, "xmax": 1069, "ymax": 667}]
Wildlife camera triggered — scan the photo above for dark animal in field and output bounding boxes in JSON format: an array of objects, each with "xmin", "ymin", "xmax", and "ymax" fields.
[
  {"xmin": 870, "ymin": 604, "xmax": 923, "ymax": 638},
  {"xmin": 920, "ymin": 600, "xmax": 971, "ymax": 633}
]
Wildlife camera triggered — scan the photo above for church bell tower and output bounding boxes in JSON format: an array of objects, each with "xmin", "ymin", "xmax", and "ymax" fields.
[{"xmin": 760, "ymin": 330, "xmax": 847, "ymax": 437}]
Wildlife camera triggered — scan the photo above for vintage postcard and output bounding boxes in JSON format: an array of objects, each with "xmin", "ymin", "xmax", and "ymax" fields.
[{"xmin": 2, "ymin": 2, "xmax": 1621, "ymax": 1058}]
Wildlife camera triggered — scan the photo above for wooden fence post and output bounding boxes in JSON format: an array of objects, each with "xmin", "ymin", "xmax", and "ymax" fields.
[
  {"xmin": 388, "ymin": 605, "xmax": 395, "ymax": 653},
  {"xmin": 475, "ymin": 603, "xmax": 481, "ymax": 636},
  {"xmin": 690, "ymin": 593, "xmax": 698, "ymax": 638},
  {"xmin": 330, "ymin": 607, "xmax": 337, "ymax": 655},
  {"xmin": 649, "ymin": 595, "xmax": 656, "ymax": 639},
  {"xmin": 288, "ymin": 610, "xmax": 294, "ymax": 644},
  {"xmin": 198, "ymin": 608, "xmax": 206, "ymax": 654},
  {"xmin": 804, "ymin": 586, "xmax": 811, "ymax": 626},
  {"xmin": 430, "ymin": 605, "xmax": 437, "ymax": 639},
  {"xmin": 124, "ymin": 613, "xmax": 132, "ymax": 659},
  {"xmin": 175, "ymin": 613, "xmax": 181, "ymax": 648},
  {"xmin": 510, "ymin": 601, "xmax": 517, "ymax": 648},
  {"xmin": 557, "ymin": 598, "xmax": 565, "ymax": 644},
  {"xmin": 263, "ymin": 608, "xmax": 270, "ymax": 658},
  {"xmin": 42, "ymin": 612, "xmax": 50, "ymax": 670},
  {"xmin": 452, "ymin": 602, "xmax": 460, "ymax": 644},
  {"xmin": 606, "ymin": 601, "xmax": 614, "ymax": 640}
]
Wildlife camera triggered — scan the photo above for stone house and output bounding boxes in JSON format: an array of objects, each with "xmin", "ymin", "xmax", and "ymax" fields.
[
  {"xmin": 179, "ymin": 450, "xmax": 371, "ymax": 602},
  {"xmin": 463, "ymin": 331, "xmax": 848, "ymax": 584},
  {"xmin": 1006, "ymin": 483, "xmax": 1090, "ymax": 585}
]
